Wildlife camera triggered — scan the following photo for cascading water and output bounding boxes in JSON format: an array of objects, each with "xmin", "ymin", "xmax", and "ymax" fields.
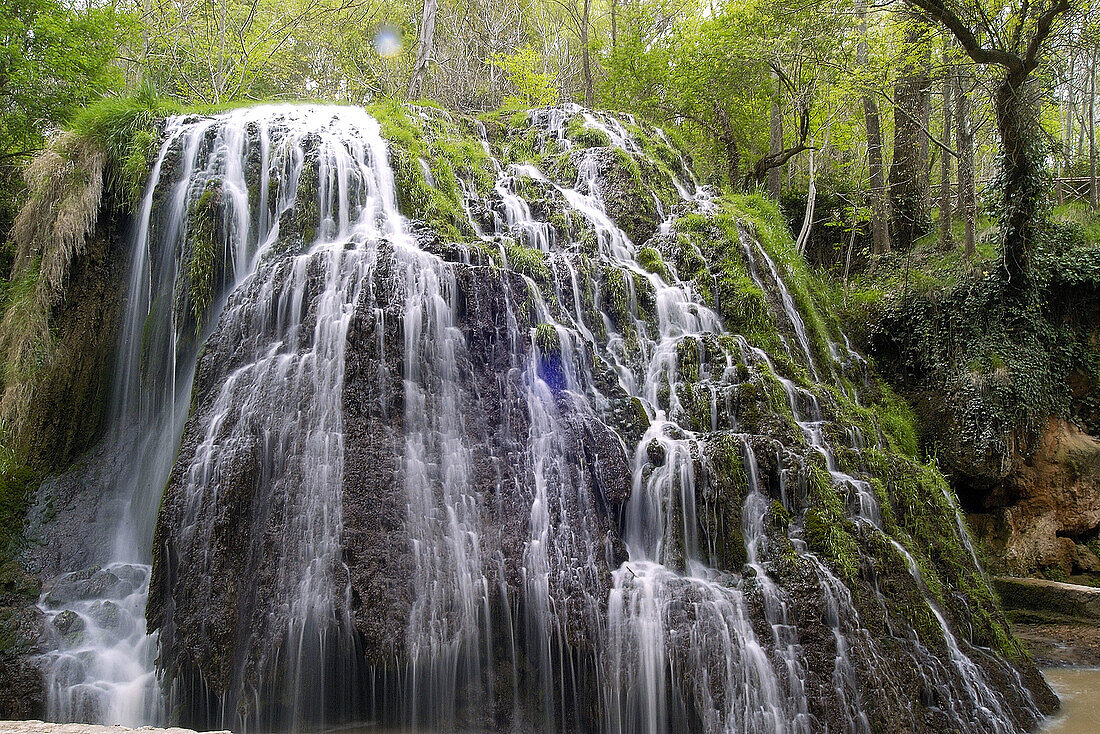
[
  {"xmin": 28, "ymin": 102, "xmax": 1053, "ymax": 734},
  {"xmin": 34, "ymin": 111, "xmax": 234, "ymax": 726}
]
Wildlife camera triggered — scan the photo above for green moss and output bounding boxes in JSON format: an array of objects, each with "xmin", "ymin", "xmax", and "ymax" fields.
[
  {"xmin": 545, "ymin": 152, "xmax": 578, "ymax": 186},
  {"xmin": 803, "ymin": 465, "xmax": 861, "ymax": 581},
  {"xmin": 673, "ymin": 209, "xmax": 792, "ymax": 360},
  {"xmin": 566, "ymin": 115, "xmax": 611, "ymax": 148},
  {"xmin": 874, "ymin": 384, "xmax": 920, "ymax": 457},
  {"xmin": 700, "ymin": 433, "xmax": 749, "ymax": 570},
  {"xmin": 187, "ymin": 181, "xmax": 222, "ymax": 330},
  {"xmin": 501, "ymin": 126, "xmax": 559, "ymax": 168},
  {"xmin": 292, "ymin": 156, "xmax": 320, "ymax": 243},
  {"xmin": 69, "ymin": 83, "xmax": 179, "ymax": 210},
  {"xmin": 535, "ymin": 323, "xmax": 559, "ymax": 354},
  {"xmin": 637, "ymin": 246, "xmax": 670, "ymax": 280},
  {"xmin": 676, "ymin": 338, "xmax": 701, "ymax": 384},
  {"xmin": 625, "ymin": 121, "xmax": 684, "ymax": 172},
  {"xmin": 602, "ymin": 266, "xmax": 632, "ymax": 327},
  {"xmin": 507, "ymin": 243, "xmax": 551, "ymax": 285},
  {"xmin": 0, "ymin": 453, "xmax": 38, "ymax": 559},
  {"xmin": 509, "ymin": 110, "xmax": 530, "ymax": 129},
  {"xmin": 367, "ymin": 101, "xmax": 492, "ymax": 241},
  {"xmin": 733, "ymin": 196, "xmax": 837, "ymax": 372}
]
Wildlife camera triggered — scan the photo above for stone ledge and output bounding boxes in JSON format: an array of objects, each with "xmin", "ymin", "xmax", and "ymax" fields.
[
  {"xmin": 0, "ymin": 723, "xmax": 231, "ymax": 734},
  {"xmin": 994, "ymin": 575, "xmax": 1100, "ymax": 620}
]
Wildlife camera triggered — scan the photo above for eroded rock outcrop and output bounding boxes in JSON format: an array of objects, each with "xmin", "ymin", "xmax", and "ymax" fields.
[{"xmin": 969, "ymin": 418, "xmax": 1100, "ymax": 577}]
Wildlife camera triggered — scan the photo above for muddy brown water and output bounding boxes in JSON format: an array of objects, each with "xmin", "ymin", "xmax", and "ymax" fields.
[
  {"xmin": 1042, "ymin": 668, "xmax": 1100, "ymax": 732},
  {"xmin": 296, "ymin": 671, "xmax": 1100, "ymax": 734}
]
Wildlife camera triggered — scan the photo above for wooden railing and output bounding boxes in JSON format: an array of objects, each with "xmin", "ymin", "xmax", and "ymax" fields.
[
  {"xmin": 1055, "ymin": 177, "xmax": 1097, "ymax": 204},
  {"xmin": 932, "ymin": 177, "xmax": 1096, "ymax": 205}
]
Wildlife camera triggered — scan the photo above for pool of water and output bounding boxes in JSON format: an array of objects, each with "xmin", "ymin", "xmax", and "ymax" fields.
[{"xmin": 1043, "ymin": 668, "xmax": 1100, "ymax": 732}]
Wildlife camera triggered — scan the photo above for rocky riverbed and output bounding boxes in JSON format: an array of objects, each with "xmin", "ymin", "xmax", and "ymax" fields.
[
  {"xmin": 996, "ymin": 576, "xmax": 1100, "ymax": 666},
  {"xmin": 0, "ymin": 723, "xmax": 229, "ymax": 734}
]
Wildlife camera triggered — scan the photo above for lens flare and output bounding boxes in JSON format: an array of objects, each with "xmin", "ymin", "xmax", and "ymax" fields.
[{"xmin": 373, "ymin": 27, "xmax": 402, "ymax": 58}]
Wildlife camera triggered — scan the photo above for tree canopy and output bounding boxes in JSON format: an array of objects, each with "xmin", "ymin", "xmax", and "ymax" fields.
[{"xmin": 0, "ymin": 0, "xmax": 1086, "ymax": 284}]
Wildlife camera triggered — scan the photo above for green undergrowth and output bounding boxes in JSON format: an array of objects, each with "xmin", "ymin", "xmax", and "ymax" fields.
[
  {"xmin": 368, "ymin": 100, "xmax": 496, "ymax": 242},
  {"xmin": 565, "ymin": 115, "xmax": 610, "ymax": 148},
  {"xmin": 842, "ymin": 217, "xmax": 1100, "ymax": 484},
  {"xmin": 69, "ymin": 84, "xmax": 181, "ymax": 210}
]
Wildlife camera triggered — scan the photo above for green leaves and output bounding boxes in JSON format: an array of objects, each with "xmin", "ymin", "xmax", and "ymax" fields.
[
  {"xmin": 0, "ymin": 0, "xmax": 125, "ymax": 161},
  {"xmin": 491, "ymin": 46, "xmax": 560, "ymax": 108}
]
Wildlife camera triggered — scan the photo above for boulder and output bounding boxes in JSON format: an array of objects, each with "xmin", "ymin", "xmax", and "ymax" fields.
[
  {"xmin": 968, "ymin": 419, "xmax": 1100, "ymax": 576},
  {"xmin": 994, "ymin": 576, "xmax": 1100, "ymax": 621}
]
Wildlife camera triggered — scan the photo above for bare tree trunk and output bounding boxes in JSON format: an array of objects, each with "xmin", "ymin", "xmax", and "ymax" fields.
[
  {"xmin": 408, "ymin": 0, "xmax": 439, "ymax": 99},
  {"xmin": 611, "ymin": 0, "xmax": 618, "ymax": 50},
  {"xmin": 768, "ymin": 78, "xmax": 783, "ymax": 198},
  {"xmin": 940, "ymin": 57, "xmax": 954, "ymax": 249},
  {"xmin": 582, "ymin": 0, "xmax": 594, "ymax": 108},
  {"xmin": 1080, "ymin": 102, "xmax": 1089, "ymax": 158},
  {"xmin": 956, "ymin": 67, "xmax": 976, "ymax": 259},
  {"xmin": 796, "ymin": 149, "xmax": 817, "ymax": 255},
  {"xmin": 920, "ymin": 52, "xmax": 933, "ymax": 216},
  {"xmin": 1091, "ymin": 52, "xmax": 1097, "ymax": 209},
  {"xmin": 866, "ymin": 98, "xmax": 891, "ymax": 253},
  {"xmin": 1066, "ymin": 54, "xmax": 1076, "ymax": 171},
  {"xmin": 858, "ymin": 0, "xmax": 890, "ymax": 253},
  {"xmin": 890, "ymin": 21, "xmax": 932, "ymax": 250}
]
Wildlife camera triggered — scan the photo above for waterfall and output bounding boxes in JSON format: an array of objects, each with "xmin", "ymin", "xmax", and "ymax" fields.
[
  {"xmin": 36, "ymin": 112, "xmax": 214, "ymax": 726},
  {"xmin": 31, "ymin": 103, "xmax": 1046, "ymax": 733}
]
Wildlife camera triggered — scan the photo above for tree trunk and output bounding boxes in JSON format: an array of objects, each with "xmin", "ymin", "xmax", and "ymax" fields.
[
  {"xmin": 724, "ymin": 135, "xmax": 740, "ymax": 186},
  {"xmin": 920, "ymin": 52, "xmax": 933, "ymax": 216},
  {"xmin": 582, "ymin": 0, "xmax": 594, "ymax": 108},
  {"xmin": 994, "ymin": 72, "xmax": 1041, "ymax": 289},
  {"xmin": 768, "ymin": 73, "xmax": 783, "ymax": 198},
  {"xmin": 1090, "ymin": 52, "xmax": 1097, "ymax": 209},
  {"xmin": 890, "ymin": 23, "xmax": 933, "ymax": 250},
  {"xmin": 717, "ymin": 105, "xmax": 740, "ymax": 187},
  {"xmin": 865, "ymin": 97, "xmax": 891, "ymax": 254},
  {"xmin": 940, "ymin": 61, "xmax": 954, "ymax": 249},
  {"xmin": 796, "ymin": 149, "xmax": 817, "ymax": 255},
  {"xmin": 611, "ymin": 0, "xmax": 618, "ymax": 50},
  {"xmin": 858, "ymin": 0, "xmax": 890, "ymax": 253},
  {"xmin": 408, "ymin": 0, "xmax": 439, "ymax": 99},
  {"xmin": 956, "ymin": 67, "xmax": 976, "ymax": 259},
  {"xmin": 1066, "ymin": 54, "xmax": 1076, "ymax": 171}
]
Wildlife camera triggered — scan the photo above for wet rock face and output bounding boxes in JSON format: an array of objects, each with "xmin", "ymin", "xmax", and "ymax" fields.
[
  {"xmin": 0, "ymin": 560, "xmax": 45, "ymax": 720},
  {"xmin": 128, "ymin": 104, "xmax": 1054, "ymax": 733},
  {"xmin": 968, "ymin": 418, "xmax": 1100, "ymax": 577},
  {"xmin": 150, "ymin": 244, "xmax": 633, "ymax": 725},
  {"xmin": 9, "ymin": 210, "xmax": 128, "ymax": 473},
  {"xmin": 574, "ymin": 147, "xmax": 662, "ymax": 246}
]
